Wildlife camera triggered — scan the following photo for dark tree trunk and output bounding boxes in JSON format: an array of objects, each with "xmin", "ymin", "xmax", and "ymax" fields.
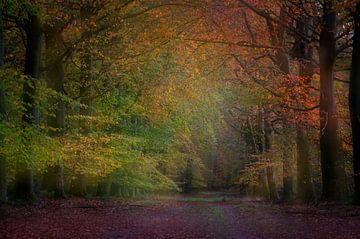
[
  {"xmin": 15, "ymin": 14, "xmax": 42, "ymax": 200},
  {"xmin": 0, "ymin": 11, "xmax": 7, "ymax": 203},
  {"xmin": 349, "ymin": 3, "xmax": 360, "ymax": 204},
  {"xmin": 319, "ymin": 2, "xmax": 342, "ymax": 201},
  {"xmin": 256, "ymin": 109, "xmax": 270, "ymax": 200},
  {"xmin": 293, "ymin": 16, "xmax": 315, "ymax": 203},
  {"xmin": 43, "ymin": 27, "xmax": 66, "ymax": 198},
  {"xmin": 264, "ymin": 114, "xmax": 278, "ymax": 201}
]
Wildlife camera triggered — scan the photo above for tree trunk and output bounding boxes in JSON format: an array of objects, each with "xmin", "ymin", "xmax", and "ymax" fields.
[
  {"xmin": 264, "ymin": 114, "xmax": 278, "ymax": 201},
  {"xmin": 256, "ymin": 109, "xmax": 270, "ymax": 200},
  {"xmin": 15, "ymin": 14, "xmax": 42, "ymax": 200},
  {"xmin": 43, "ymin": 27, "xmax": 66, "ymax": 198},
  {"xmin": 0, "ymin": 11, "xmax": 7, "ymax": 203},
  {"xmin": 268, "ymin": 7, "xmax": 291, "ymax": 201},
  {"xmin": 296, "ymin": 128, "xmax": 315, "ymax": 202},
  {"xmin": 246, "ymin": 114, "xmax": 269, "ymax": 199},
  {"xmin": 319, "ymin": 2, "xmax": 342, "ymax": 201},
  {"xmin": 293, "ymin": 16, "xmax": 316, "ymax": 203},
  {"xmin": 349, "ymin": 2, "xmax": 360, "ymax": 204},
  {"xmin": 282, "ymin": 143, "xmax": 293, "ymax": 202}
]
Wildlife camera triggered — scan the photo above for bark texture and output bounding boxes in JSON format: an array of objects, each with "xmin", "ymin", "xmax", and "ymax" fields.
[{"xmin": 349, "ymin": 3, "xmax": 360, "ymax": 204}]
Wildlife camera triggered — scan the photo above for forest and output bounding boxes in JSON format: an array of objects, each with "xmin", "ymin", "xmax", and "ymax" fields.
[{"xmin": 0, "ymin": 0, "xmax": 360, "ymax": 238}]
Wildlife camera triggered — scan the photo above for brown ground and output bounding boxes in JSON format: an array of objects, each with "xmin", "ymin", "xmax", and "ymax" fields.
[{"xmin": 1, "ymin": 194, "xmax": 360, "ymax": 239}]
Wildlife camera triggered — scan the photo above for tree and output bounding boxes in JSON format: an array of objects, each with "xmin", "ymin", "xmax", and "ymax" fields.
[
  {"xmin": 319, "ymin": 0, "xmax": 342, "ymax": 201},
  {"xmin": 14, "ymin": 9, "xmax": 42, "ymax": 200},
  {"xmin": 292, "ymin": 15, "xmax": 315, "ymax": 203},
  {"xmin": 349, "ymin": 2, "xmax": 360, "ymax": 204},
  {"xmin": 0, "ymin": 0, "xmax": 358, "ymax": 204},
  {"xmin": 0, "ymin": 10, "xmax": 7, "ymax": 203},
  {"xmin": 234, "ymin": 0, "xmax": 345, "ymax": 202},
  {"xmin": 264, "ymin": 110, "xmax": 279, "ymax": 201},
  {"xmin": 266, "ymin": 6, "xmax": 290, "ymax": 202}
]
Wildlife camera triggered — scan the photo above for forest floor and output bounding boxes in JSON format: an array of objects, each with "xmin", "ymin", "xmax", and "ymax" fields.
[{"xmin": 1, "ymin": 192, "xmax": 360, "ymax": 239}]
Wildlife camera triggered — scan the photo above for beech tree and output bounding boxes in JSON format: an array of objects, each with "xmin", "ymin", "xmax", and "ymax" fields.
[
  {"xmin": 15, "ymin": 8, "xmax": 42, "ymax": 200},
  {"xmin": 349, "ymin": 2, "xmax": 360, "ymax": 204}
]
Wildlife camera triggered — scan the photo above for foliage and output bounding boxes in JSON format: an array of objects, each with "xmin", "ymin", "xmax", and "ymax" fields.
[{"xmin": 0, "ymin": 0, "xmax": 358, "ymax": 203}]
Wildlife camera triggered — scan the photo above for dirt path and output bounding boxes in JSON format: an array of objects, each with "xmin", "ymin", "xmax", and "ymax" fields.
[{"xmin": 1, "ymin": 196, "xmax": 360, "ymax": 239}]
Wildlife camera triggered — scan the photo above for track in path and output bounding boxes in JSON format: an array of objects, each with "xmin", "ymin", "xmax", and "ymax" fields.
[{"xmin": 1, "ymin": 194, "xmax": 360, "ymax": 239}]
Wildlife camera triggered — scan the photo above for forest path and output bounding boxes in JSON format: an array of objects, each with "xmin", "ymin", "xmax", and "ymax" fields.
[{"xmin": 1, "ymin": 193, "xmax": 360, "ymax": 239}]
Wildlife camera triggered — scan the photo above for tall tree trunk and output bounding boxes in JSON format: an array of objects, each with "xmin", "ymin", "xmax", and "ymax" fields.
[
  {"xmin": 296, "ymin": 128, "xmax": 315, "ymax": 202},
  {"xmin": 293, "ymin": 16, "xmax": 315, "ymax": 203},
  {"xmin": 257, "ymin": 109, "xmax": 270, "ymax": 200},
  {"xmin": 275, "ymin": 45, "xmax": 295, "ymax": 202},
  {"xmin": 15, "ymin": 14, "xmax": 42, "ymax": 200},
  {"xmin": 282, "ymin": 142, "xmax": 293, "ymax": 202},
  {"xmin": 319, "ymin": 1, "xmax": 342, "ymax": 201},
  {"xmin": 264, "ymin": 113, "xmax": 278, "ymax": 201},
  {"xmin": 43, "ymin": 27, "xmax": 66, "ymax": 198},
  {"xmin": 0, "ymin": 11, "xmax": 7, "ymax": 203},
  {"xmin": 349, "ymin": 3, "xmax": 360, "ymax": 204},
  {"xmin": 267, "ymin": 7, "xmax": 292, "ymax": 201}
]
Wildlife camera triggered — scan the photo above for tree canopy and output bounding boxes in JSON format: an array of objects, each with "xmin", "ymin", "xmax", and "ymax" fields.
[{"xmin": 0, "ymin": 0, "xmax": 359, "ymax": 206}]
